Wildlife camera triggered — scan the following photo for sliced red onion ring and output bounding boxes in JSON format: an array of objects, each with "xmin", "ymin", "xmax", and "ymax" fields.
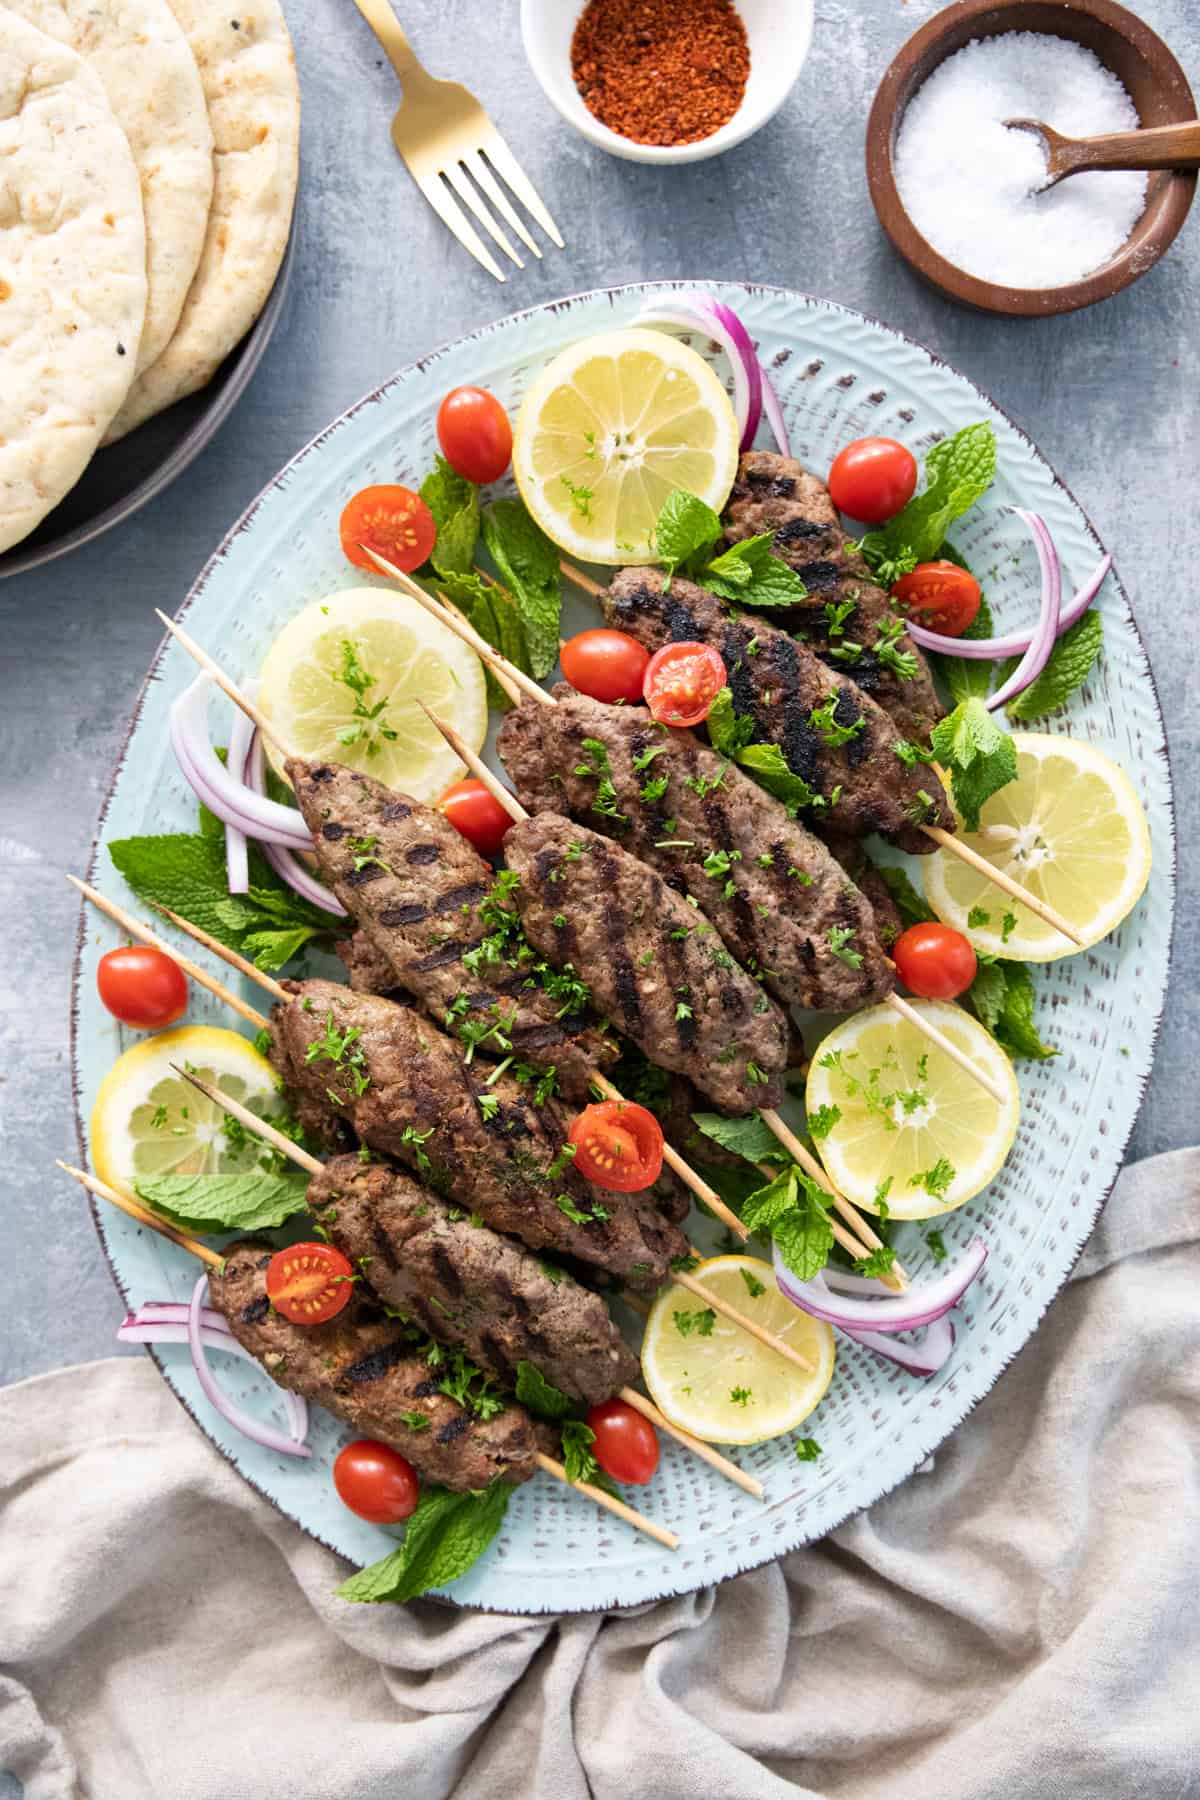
[
  {"xmin": 907, "ymin": 552, "xmax": 1110, "ymax": 659},
  {"xmin": 122, "ymin": 1301, "xmax": 231, "ymax": 1333},
  {"xmin": 126, "ymin": 1316, "xmax": 308, "ymax": 1442},
  {"xmin": 985, "ymin": 510, "xmax": 1060, "ymax": 712},
  {"xmin": 634, "ymin": 293, "xmax": 794, "ymax": 455},
  {"xmin": 186, "ymin": 1273, "xmax": 311, "ymax": 1457},
  {"xmin": 759, "ymin": 366, "xmax": 792, "ymax": 460},
  {"xmin": 245, "ymin": 732, "xmax": 347, "ymax": 916},
  {"xmin": 840, "ymin": 1315, "xmax": 957, "ymax": 1377},
  {"xmin": 700, "ymin": 298, "xmax": 763, "ymax": 447},
  {"xmin": 171, "ymin": 676, "xmax": 313, "ymax": 851},
  {"xmin": 773, "ymin": 1236, "xmax": 988, "ymax": 1333},
  {"xmin": 820, "ymin": 1266, "xmax": 895, "ymax": 1298},
  {"xmin": 225, "ymin": 701, "xmax": 256, "ymax": 896}
]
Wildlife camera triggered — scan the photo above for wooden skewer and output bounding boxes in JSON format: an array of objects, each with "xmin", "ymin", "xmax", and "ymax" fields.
[
  {"xmin": 154, "ymin": 610, "xmax": 301, "ymax": 762},
  {"xmin": 551, "ymin": 559, "xmax": 1089, "ymax": 951},
  {"xmin": 149, "ymin": 904, "xmax": 289, "ymax": 1000},
  {"xmin": 176, "ymin": 1067, "xmax": 762, "ymax": 1501},
  {"xmin": 57, "ymin": 1161, "xmax": 225, "ymax": 1267},
  {"xmin": 60, "ymin": 1155, "xmax": 680, "ymax": 1549},
  {"xmin": 437, "ymin": 591, "xmax": 523, "ymax": 706},
  {"xmin": 759, "ymin": 1108, "xmax": 908, "ymax": 1289},
  {"xmin": 884, "ymin": 990, "xmax": 1006, "ymax": 1106},
  {"xmin": 69, "ymin": 875, "xmax": 272, "ymax": 1031}
]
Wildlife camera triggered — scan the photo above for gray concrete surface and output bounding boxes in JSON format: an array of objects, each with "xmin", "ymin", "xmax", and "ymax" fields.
[{"xmin": 1, "ymin": 0, "xmax": 1196, "ymax": 1387}]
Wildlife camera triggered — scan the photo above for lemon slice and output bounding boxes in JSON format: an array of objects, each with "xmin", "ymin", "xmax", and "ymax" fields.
[
  {"xmin": 925, "ymin": 733, "xmax": 1151, "ymax": 962},
  {"xmin": 640, "ymin": 1255, "xmax": 835, "ymax": 1445},
  {"xmin": 257, "ymin": 588, "xmax": 487, "ymax": 801},
  {"xmin": 91, "ymin": 1025, "xmax": 290, "ymax": 1198},
  {"xmin": 806, "ymin": 1001, "xmax": 1019, "ymax": 1220},
  {"xmin": 512, "ymin": 327, "xmax": 740, "ymax": 564}
]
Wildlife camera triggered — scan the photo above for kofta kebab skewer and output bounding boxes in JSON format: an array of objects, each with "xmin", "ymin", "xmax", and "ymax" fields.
[
  {"xmin": 74, "ymin": 878, "xmax": 825, "ymax": 1370},
  {"xmin": 420, "ymin": 705, "xmax": 911, "ymax": 1289},
  {"xmin": 552, "ymin": 557, "xmax": 1085, "ymax": 949},
  {"xmin": 57, "ymin": 1163, "xmax": 681, "ymax": 1547},
  {"xmin": 172, "ymin": 1065, "xmax": 763, "ymax": 1499}
]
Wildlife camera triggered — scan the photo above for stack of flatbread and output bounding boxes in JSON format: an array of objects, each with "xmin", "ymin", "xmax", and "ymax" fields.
[{"xmin": 0, "ymin": 0, "xmax": 300, "ymax": 557}]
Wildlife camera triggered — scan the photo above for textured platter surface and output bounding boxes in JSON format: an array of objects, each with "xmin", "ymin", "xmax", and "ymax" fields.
[{"xmin": 72, "ymin": 282, "xmax": 1175, "ymax": 1613}]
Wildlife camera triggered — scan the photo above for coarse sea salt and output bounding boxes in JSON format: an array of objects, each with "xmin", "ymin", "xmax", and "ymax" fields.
[{"xmin": 894, "ymin": 32, "xmax": 1148, "ymax": 290}]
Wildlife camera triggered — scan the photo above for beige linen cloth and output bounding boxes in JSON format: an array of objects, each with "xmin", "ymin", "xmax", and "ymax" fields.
[{"xmin": 2, "ymin": 1147, "xmax": 1197, "ymax": 1800}]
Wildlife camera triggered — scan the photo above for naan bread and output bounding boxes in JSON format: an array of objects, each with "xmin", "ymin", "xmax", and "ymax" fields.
[
  {"xmin": 5, "ymin": 0, "xmax": 214, "ymax": 376},
  {"xmin": 106, "ymin": 0, "xmax": 299, "ymax": 440},
  {"xmin": 0, "ymin": 11, "xmax": 147, "ymax": 556}
]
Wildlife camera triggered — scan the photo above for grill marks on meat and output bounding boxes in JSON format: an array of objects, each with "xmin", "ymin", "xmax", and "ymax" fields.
[
  {"xmin": 288, "ymin": 759, "xmax": 617, "ymax": 1100},
  {"xmin": 208, "ymin": 1241, "xmax": 541, "ymax": 1488},
  {"xmin": 504, "ymin": 816, "xmax": 789, "ymax": 1116},
  {"xmin": 601, "ymin": 566, "xmax": 953, "ymax": 856},
  {"xmin": 496, "ymin": 689, "xmax": 894, "ymax": 1011},
  {"xmin": 723, "ymin": 450, "xmax": 944, "ymax": 742},
  {"xmin": 269, "ymin": 980, "xmax": 687, "ymax": 1290},
  {"xmin": 310, "ymin": 1157, "xmax": 638, "ymax": 1405}
]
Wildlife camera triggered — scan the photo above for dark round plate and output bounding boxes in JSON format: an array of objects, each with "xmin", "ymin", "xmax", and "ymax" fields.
[{"xmin": 0, "ymin": 218, "xmax": 298, "ymax": 581}]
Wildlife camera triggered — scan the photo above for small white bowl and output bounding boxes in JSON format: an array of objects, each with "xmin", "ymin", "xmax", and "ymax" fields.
[{"xmin": 520, "ymin": 0, "xmax": 814, "ymax": 166}]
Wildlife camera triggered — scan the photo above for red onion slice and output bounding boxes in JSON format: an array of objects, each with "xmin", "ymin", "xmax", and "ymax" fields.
[
  {"xmin": 840, "ymin": 1315, "xmax": 957, "ymax": 1377},
  {"xmin": 186, "ymin": 1274, "xmax": 311, "ymax": 1458},
  {"xmin": 697, "ymin": 297, "xmax": 763, "ymax": 447},
  {"xmin": 171, "ymin": 676, "xmax": 313, "ymax": 851},
  {"xmin": 773, "ymin": 1236, "xmax": 988, "ymax": 1333},
  {"xmin": 906, "ymin": 552, "xmax": 1110, "ymax": 659},
  {"xmin": 123, "ymin": 1302, "xmax": 231, "ymax": 1333},
  {"xmin": 985, "ymin": 511, "xmax": 1060, "ymax": 711},
  {"xmin": 633, "ymin": 294, "xmax": 791, "ymax": 455},
  {"xmin": 224, "ymin": 701, "xmax": 256, "ymax": 896},
  {"xmin": 245, "ymin": 732, "xmax": 347, "ymax": 917},
  {"xmin": 759, "ymin": 366, "xmax": 792, "ymax": 460}
]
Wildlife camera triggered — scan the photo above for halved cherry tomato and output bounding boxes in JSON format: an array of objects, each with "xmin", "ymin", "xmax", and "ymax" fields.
[
  {"xmin": 437, "ymin": 386, "xmax": 513, "ymax": 485},
  {"xmin": 893, "ymin": 922, "xmax": 977, "ymax": 1001},
  {"xmin": 828, "ymin": 437, "xmax": 918, "ymax": 525},
  {"xmin": 97, "ymin": 945, "xmax": 188, "ymax": 1029},
  {"xmin": 891, "ymin": 561, "xmax": 982, "ymax": 637},
  {"xmin": 333, "ymin": 1439, "xmax": 420, "ymax": 1524},
  {"xmin": 568, "ymin": 1100, "xmax": 664, "ymax": 1193},
  {"xmin": 642, "ymin": 641, "xmax": 726, "ymax": 728},
  {"xmin": 340, "ymin": 484, "xmax": 437, "ymax": 574},
  {"xmin": 585, "ymin": 1399, "xmax": 659, "ymax": 1486},
  {"xmin": 440, "ymin": 778, "xmax": 514, "ymax": 857},
  {"xmin": 560, "ymin": 629, "xmax": 650, "ymax": 705},
  {"xmin": 266, "ymin": 1242, "xmax": 355, "ymax": 1325}
]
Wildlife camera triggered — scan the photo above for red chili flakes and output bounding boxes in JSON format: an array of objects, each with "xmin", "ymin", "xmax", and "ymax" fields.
[{"xmin": 571, "ymin": 0, "xmax": 750, "ymax": 148}]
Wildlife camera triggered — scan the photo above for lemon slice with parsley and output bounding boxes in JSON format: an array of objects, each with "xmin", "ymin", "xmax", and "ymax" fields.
[
  {"xmin": 805, "ymin": 1001, "xmax": 1019, "ymax": 1220},
  {"xmin": 512, "ymin": 327, "xmax": 740, "ymax": 564},
  {"xmin": 925, "ymin": 733, "xmax": 1151, "ymax": 962},
  {"xmin": 640, "ymin": 1255, "xmax": 835, "ymax": 1445},
  {"xmin": 90, "ymin": 1025, "xmax": 289, "ymax": 1198},
  {"xmin": 257, "ymin": 587, "xmax": 487, "ymax": 802}
]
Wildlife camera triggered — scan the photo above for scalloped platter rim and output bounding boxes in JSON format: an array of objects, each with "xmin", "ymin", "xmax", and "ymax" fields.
[{"xmin": 71, "ymin": 281, "xmax": 1175, "ymax": 1615}]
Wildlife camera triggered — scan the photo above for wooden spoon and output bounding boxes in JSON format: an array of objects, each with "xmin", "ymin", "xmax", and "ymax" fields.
[{"xmin": 1006, "ymin": 117, "xmax": 1200, "ymax": 193}]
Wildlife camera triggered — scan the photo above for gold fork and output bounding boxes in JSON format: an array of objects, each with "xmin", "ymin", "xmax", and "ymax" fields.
[{"xmin": 351, "ymin": 0, "xmax": 565, "ymax": 281}]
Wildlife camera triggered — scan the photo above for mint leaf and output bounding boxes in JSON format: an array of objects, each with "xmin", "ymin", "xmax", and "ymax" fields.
[
  {"xmin": 240, "ymin": 925, "xmax": 321, "ymax": 972},
  {"xmin": 704, "ymin": 534, "xmax": 809, "ymax": 607},
  {"xmin": 420, "ymin": 455, "xmax": 479, "ymax": 578},
  {"xmin": 965, "ymin": 958, "xmax": 1007, "ymax": 1034},
  {"xmin": 741, "ymin": 1166, "xmax": 799, "ymax": 1234},
  {"xmin": 336, "ymin": 1481, "xmax": 510, "ymax": 1604},
  {"xmin": 968, "ymin": 958, "xmax": 1056, "ymax": 1060},
  {"xmin": 514, "ymin": 1360, "xmax": 574, "ymax": 1420},
  {"xmin": 655, "ymin": 490, "xmax": 722, "ymax": 576},
  {"xmin": 689, "ymin": 1111, "xmax": 783, "ymax": 1165},
  {"xmin": 482, "ymin": 498, "xmax": 561, "ymax": 679},
  {"xmin": 134, "ymin": 1170, "xmax": 310, "ymax": 1235},
  {"xmin": 560, "ymin": 1418, "xmax": 618, "ymax": 1495},
  {"xmin": 877, "ymin": 865, "xmax": 935, "ymax": 928},
  {"xmin": 741, "ymin": 1166, "xmax": 834, "ymax": 1281},
  {"xmin": 734, "ymin": 742, "xmax": 820, "ymax": 813},
  {"xmin": 706, "ymin": 686, "xmax": 755, "ymax": 758},
  {"xmin": 861, "ymin": 425, "xmax": 997, "ymax": 581},
  {"xmin": 928, "ymin": 697, "xmax": 1017, "ymax": 831},
  {"xmin": 438, "ymin": 567, "xmax": 524, "ymax": 713},
  {"xmin": 934, "ymin": 555, "xmax": 995, "ymax": 705},
  {"xmin": 1002, "ymin": 609, "xmax": 1103, "ymax": 721}
]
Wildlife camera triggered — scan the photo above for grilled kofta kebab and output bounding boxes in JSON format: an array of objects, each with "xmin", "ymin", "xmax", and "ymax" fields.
[
  {"xmin": 496, "ymin": 685, "xmax": 897, "ymax": 1002},
  {"xmin": 288, "ymin": 759, "xmax": 790, "ymax": 1117},
  {"xmin": 600, "ymin": 567, "xmax": 955, "ymax": 854},
  {"xmin": 211, "ymin": 1239, "xmax": 545, "ymax": 1489},
  {"xmin": 722, "ymin": 449, "xmax": 944, "ymax": 743}
]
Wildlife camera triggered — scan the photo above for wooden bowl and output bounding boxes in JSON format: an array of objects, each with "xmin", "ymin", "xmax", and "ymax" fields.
[{"xmin": 865, "ymin": 0, "xmax": 1197, "ymax": 317}]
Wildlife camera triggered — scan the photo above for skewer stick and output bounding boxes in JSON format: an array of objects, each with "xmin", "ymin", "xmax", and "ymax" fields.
[
  {"xmin": 551, "ymin": 563, "xmax": 1089, "ymax": 952},
  {"xmin": 587, "ymin": 1072, "xmax": 747, "ymax": 1240},
  {"xmin": 60, "ymin": 1161, "xmax": 679, "ymax": 1550},
  {"xmin": 69, "ymin": 876, "xmax": 272, "ymax": 1031},
  {"xmin": 759, "ymin": 1110, "xmax": 910, "ymax": 1289},
  {"xmin": 884, "ymin": 991, "xmax": 1006, "ymax": 1106},
  {"xmin": 674, "ymin": 1269, "xmax": 814, "ymax": 1373},
  {"xmin": 437, "ymin": 591, "xmax": 523, "ymax": 706},
  {"xmin": 154, "ymin": 610, "xmax": 301, "ymax": 762},
  {"xmin": 57, "ymin": 1161, "xmax": 225, "ymax": 1268},
  {"xmin": 150, "ymin": 904, "xmax": 288, "ymax": 1001},
  {"xmin": 917, "ymin": 824, "xmax": 1085, "ymax": 947},
  {"xmin": 177, "ymin": 1068, "xmax": 760, "ymax": 1499}
]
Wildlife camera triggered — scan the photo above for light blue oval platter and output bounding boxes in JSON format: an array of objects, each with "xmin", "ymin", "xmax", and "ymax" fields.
[{"xmin": 72, "ymin": 282, "xmax": 1175, "ymax": 1614}]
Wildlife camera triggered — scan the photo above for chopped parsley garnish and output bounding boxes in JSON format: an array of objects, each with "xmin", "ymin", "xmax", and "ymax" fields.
[
  {"xmin": 559, "ymin": 474, "xmax": 594, "ymax": 519},
  {"xmin": 574, "ymin": 738, "xmax": 626, "ymax": 822},
  {"xmin": 334, "ymin": 640, "xmax": 398, "ymax": 758},
  {"xmin": 809, "ymin": 693, "xmax": 865, "ymax": 749},
  {"xmin": 807, "ymin": 1102, "xmax": 841, "ymax": 1139},
  {"xmin": 794, "ymin": 1437, "xmax": 821, "ymax": 1462},
  {"xmin": 730, "ymin": 1386, "xmax": 752, "ymax": 1407},
  {"xmin": 823, "ymin": 597, "xmax": 855, "ymax": 637},
  {"xmin": 926, "ymin": 1228, "xmax": 948, "ymax": 1264},
  {"xmin": 1001, "ymin": 911, "xmax": 1018, "ymax": 943},
  {"xmin": 828, "ymin": 925, "xmax": 864, "ymax": 968},
  {"xmin": 854, "ymin": 1244, "xmax": 897, "ymax": 1279},
  {"xmin": 348, "ymin": 834, "xmax": 391, "ymax": 874},
  {"xmin": 304, "ymin": 1012, "xmax": 371, "ymax": 1097},
  {"xmin": 400, "ymin": 1411, "xmax": 431, "ymax": 1433},
  {"xmin": 967, "ymin": 905, "xmax": 991, "ymax": 928},
  {"xmin": 873, "ymin": 614, "xmax": 919, "ymax": 680},
  {"xmin": 739, "ymin": 1267, "xmax": 766, "ymax": 1299},
  {"xmin": 910, "ymin": 1157, "xmax": 955, "ymax": 1199},
  {"xmin": 673, "ymin": 1307, "xmax": 716, "ymax": 1338},
  {"xmin": 555, "ymin": 1190, "xmax": 608, "ymax": 1226}
]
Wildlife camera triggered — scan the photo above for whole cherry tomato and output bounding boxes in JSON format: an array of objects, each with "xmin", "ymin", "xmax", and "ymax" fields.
[
  {"xmin": 893, "ymin": 922, "xmax": 978, "ymax": 1000},
  {"xmin": 829, "ymin": 437, "xmax": 918, "ymax": 525},
  {"xmin": 437, "ymin": 386, "xmax": 513, "ymax": 485},
  {"xmin": 334, "ymin": 1439, "xmax": 420, "ymax": 1524},
  {"xmin": 560, "ymin": 629, "xmax": 650, "ymax": 705},
  {"xmin": 97, "ymin": 946, "xmax": 188, "ymax": 1029},
  {"xmin": 440, "ymin": 778, "xmax": 514, "ymax": 857},
  {"xmin": 585, "ymin": 1399, "xmax": 660, "ymax": 1485}
]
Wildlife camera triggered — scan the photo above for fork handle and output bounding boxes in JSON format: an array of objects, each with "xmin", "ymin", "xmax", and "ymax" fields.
[{"xmin": 351, "ymin": 0, "xmax": 437, "ymax": 93}]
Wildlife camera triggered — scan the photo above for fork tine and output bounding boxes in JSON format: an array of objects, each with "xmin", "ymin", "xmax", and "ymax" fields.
[
  {"xmin": 443, "ymin": 161, "xmax": 524, "ymax": 269},
  {"xmin": 463, "ymin": 148, "xmax": 541, "ymax": 259},
  {"xmin": 479, "ymin": 131, "xmax": 565, "ymax": 249},
  {"xmin": 411, "ymin": 165, "xmax": 507, "ymax": 281}
]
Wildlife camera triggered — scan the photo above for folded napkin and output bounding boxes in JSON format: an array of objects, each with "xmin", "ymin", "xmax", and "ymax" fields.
[{"xmin": 2, "ymin": 1148, "xmax": 1197, "ymax": 1800}]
